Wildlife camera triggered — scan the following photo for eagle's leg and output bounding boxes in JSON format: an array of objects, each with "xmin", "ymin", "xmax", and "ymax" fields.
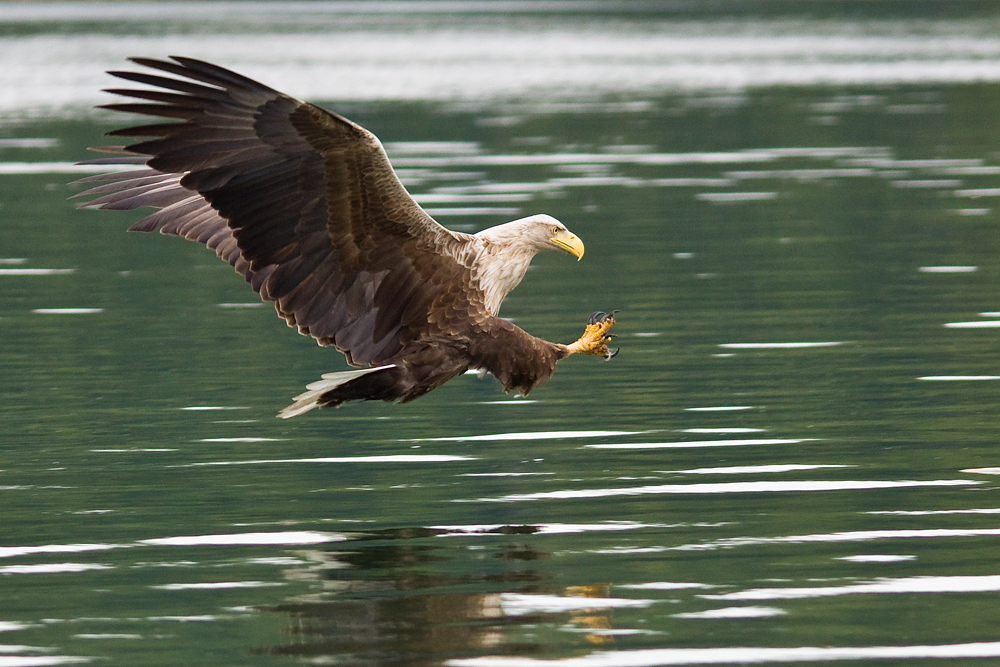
[{"xmin": 566, "ymin": 311, "xmax": 618, "ymax": 360}]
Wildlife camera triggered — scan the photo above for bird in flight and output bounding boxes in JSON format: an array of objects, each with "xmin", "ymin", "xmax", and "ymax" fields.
[{"xmin": 76, "ymin": 57, "xmax": 617, "ymax": 417}]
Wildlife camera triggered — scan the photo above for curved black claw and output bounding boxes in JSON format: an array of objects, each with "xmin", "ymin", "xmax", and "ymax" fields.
[
  {"xmin": 588, "ymin": 310, "xmax": 620, "ymax": 325},
  {"xmin": 604, "ymin": 347, "xmax": 620, "ymax": 360}
]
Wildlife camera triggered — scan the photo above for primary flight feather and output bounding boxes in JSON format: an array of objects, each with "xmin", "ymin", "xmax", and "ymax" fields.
[{"xmin": 76, "ymin": 56, "xmax": 617, "ymax": 417}]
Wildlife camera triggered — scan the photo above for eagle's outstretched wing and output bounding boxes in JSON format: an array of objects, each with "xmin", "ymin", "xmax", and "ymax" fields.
[{"xmin": 76, "ymin": 56, "xmax": 484, "ymax": 367}]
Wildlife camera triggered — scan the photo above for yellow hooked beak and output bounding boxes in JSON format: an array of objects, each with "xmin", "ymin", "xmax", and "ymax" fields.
[{"xmin": 552, "ymin": 229, "xmax": 585, "ymax": 261}]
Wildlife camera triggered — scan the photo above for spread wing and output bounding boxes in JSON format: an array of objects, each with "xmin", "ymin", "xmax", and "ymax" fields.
[{"xmin": 75, "ymin": 56, "xmax": 485, "ymax": 367}]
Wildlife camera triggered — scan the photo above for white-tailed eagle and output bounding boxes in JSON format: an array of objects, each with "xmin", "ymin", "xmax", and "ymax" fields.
[{"xmin": 75, "ymin": 57, "xmax": 617, "ymax": 417}]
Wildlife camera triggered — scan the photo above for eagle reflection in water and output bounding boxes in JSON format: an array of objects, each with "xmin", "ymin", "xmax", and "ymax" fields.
[{"xmin": 254, "ymin": 526, "xmax": 621, "ymax": 663}]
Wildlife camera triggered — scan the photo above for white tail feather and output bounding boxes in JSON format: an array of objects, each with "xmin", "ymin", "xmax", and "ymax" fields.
[{"xmin": 278, "ymin": 365, "xmax": 396, "ymax": 418}]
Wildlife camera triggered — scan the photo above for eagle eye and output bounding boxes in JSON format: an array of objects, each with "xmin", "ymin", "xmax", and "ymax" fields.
[{"xmin": 551, "ymin": 226, "xmax": 561, "ymax": 235}]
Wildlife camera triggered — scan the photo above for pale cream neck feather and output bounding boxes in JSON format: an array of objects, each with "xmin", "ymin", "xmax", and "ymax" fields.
[{"xmin": 471, "ymin": 237, "xmax": 537, "ymax": 315}]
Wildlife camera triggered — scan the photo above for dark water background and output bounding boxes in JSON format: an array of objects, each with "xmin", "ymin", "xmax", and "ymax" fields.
[{"xmin": 4, "ymin": 2, "xmax": 1000, "ymax": 666}]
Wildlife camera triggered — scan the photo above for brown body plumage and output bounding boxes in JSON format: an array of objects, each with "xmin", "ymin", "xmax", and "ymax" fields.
[{"xmin": 76, "ymin": 57, "xmax": 616, "ymax": 417}]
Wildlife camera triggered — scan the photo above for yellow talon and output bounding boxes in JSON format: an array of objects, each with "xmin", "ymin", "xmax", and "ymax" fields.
[{"xmin": 566, "ymin": 311, "xmax": 618, "ymax": 359}]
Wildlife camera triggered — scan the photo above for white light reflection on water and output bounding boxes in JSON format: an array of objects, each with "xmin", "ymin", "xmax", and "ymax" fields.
[
  {"xmin": 725, "ymin": 168, "xmax": 874, "ymax": 181},
  {"xmin": 620, "ymin": 582, "xmax": 714, "ymax": 591},
  {"xmin": 943, "ymin": 320, "xmax": 1000, "ymax": 328},
  {"xmin": 137, "ymin": 531, "xmax": 346, "ymax": 547},
  {"xmin": 0, "ymin": 621, "xmax": 32, "ymax": 632},
  {"xmin": 673, "ymin": 528, "xmax": 1000, "ymax": 552},
  {"xmin": 658, "ymin": 464, "xmax": 851, "ymax": 475},
  {"xmin": 183, "ymin": 454, "xmax": 476, "ymax": 466},
  {"xmin": 671, "ymin": 606, "xmax": 786, "ymax": 619},
  {"xmin": 448, "ymin": 642, "xmax": 1000, "ymax": 666},
  {"xmin": 500, "ymin": 593, "xmax": 656, "ymax": 617},
  {"xmin": 31, "ymin": 309, "xmax": 103, "ymax": 315},
  {"xmin": 431, "ymin": 522, "xmax": 673, "ymax": 537},
  {"xmin": 718, "ymin": 342, "xmax": 846, "ymax": 349},
  {"xmin": 198, "ymin": 437, "xmax": 283, "ymax": 443},
  {"xmin": 918, "ymin": 266, "xmax": 979, "ymax": 273},
  {"xmin": 425, "ymin": 206, "xmax": 521, "ymax": 217},
  {"xmin": 470, "ymin": 479, "xmax": 978, "ymax": 503},
  {"xmin": 0, "ymin": 563, "xmax": 112, "ymax": 575},
  {"xmin": 152, "ymin": 581, "xmax": 285, "ymax": 591},
  {"xmin": 459, "ymin": 472, "xmax": 553, "ymax": 477},
  {"xmin": 0, "ymin": 268, "xmax": 74, "ymax": 276},
  {"xmin": 586, "ymin": 439, "xmax": 815, "ymax": 449},
  {"xmin": 837, "ymin": 555, "xmax": 915, "ymax": 563},
  {"xmin": 393, "ymin": 152, "xmax": 780, "ymax": 168},
  {"xmin": 404, "ymin": 430, "xmax": 653, "ymax": 442},
  {"xmin": 704, "ymin": 575, "xmax": 1000, "ymax": 601},
  {"xmin": 956, "ymin": 187, "xmax": 1000, "ymax": 197},
  {"xmin": 91, "ymin": 448, "xmax": 177, "ymax": 453},
  {"xmin": 679, "ymin": 428, "xmax": 765, "ymax": 434},
  {"xmin": 868, "ymin": 507, "xmax": 1000, "ymax": 516},
  {"xmin": 0, "ymin": 532, "xmax": 348, "ymax": 568},
  {"xmin": 0, "ymin": 543, "xmax": 119, "ymax": 559},
  {"xmin": 918, "ymin": 375, "xmax": 1000, "ymax": 381},
  {"xmin": 695, "ymin": 191, "xmax": 777, "ymax": 203},
  {"xmin": 0, "ymin": 656, "xmax": 92, "ymax": 667},
  {"xmin": 0, "ymin": 161, "xmax": 122, "ymax": 174}
]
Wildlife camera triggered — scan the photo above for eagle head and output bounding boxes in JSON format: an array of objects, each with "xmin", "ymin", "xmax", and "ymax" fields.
[
  {"xmin": 478, "ymin": 214, "xmax": 585, "ymax": 260},
  {"xmin": 472, "ymin": 214, "xmax": 585, "ymax": 314}
]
